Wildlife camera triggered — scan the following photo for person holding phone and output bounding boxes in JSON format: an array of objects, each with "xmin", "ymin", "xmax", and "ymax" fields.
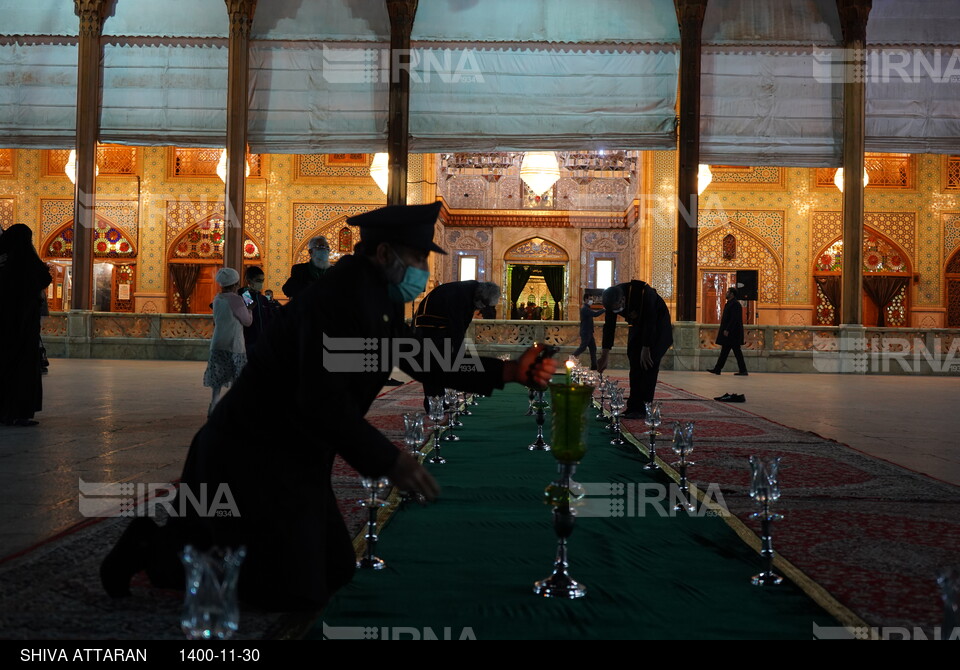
[{"xmin": 238, "ymin": 265, "xmax": 278, "ymax": 355}]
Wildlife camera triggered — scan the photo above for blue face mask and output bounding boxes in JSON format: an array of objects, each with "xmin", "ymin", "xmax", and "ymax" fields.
[{"xmin": 386, "ymin": 251, "xmax": 430, "ymax": 303}]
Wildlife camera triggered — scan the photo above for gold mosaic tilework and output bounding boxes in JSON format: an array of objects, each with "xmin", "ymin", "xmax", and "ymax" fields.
[
  {"xmin": 650, "ymin": 151, "xmax": 676, "ymax": 297},
  {"xmin": 811, "ymin": 212, "xmax": 916, "ymax": 261},
  {"xmin": 699, "ymin": 210, "xmax": 784, "ymax": 259},
  {"xmin": 698, "ymin": 222, "xmax": 782, "ymax": 303},
  {"xmin": 0, "ymin": 198, "xmax": 13, "ymax": 228},
  {"xmin": 40, "ymin": 200, "xmax": 76, "ymax": 241},
  {"xmin": 291, "ymin": 203, "xmax": 374, "ymax": 258},
  {"xmin": 709, "ymin": 166, "xmax": 784, "ymax": 187},
  {"xmin": 0, "ymin": 149, "xmax": 13, "ymax": 175},
  {"xmin": 945, "ymin": 213, "xmax": 960, "ymax": 263},
  {"xmin": 164, "ymin": 200, "xmax": 265, "ymax": 251},
  {"xmin": 296, "ymin": 154, "xmax": 372, "ymax": 178},
  {"xmin": 408, "ymin": 154, "xmax": 424, "ymax": 205}
]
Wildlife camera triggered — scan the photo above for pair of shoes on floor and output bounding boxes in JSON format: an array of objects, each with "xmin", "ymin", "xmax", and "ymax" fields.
[
  {"xmin": 621, "ymin": 410, "xmax": 646, "ymax": 420},
  {"xmin": 734, "ymin": 371, "xmax": 749, "ymax": 376},
  {"xmin": 2, "ymin": 418, "xmax": 39, "ymax": 427},
  {"xmin": 100, "ymin": 517, "xmax": 158, "ymax": 598},
  {"xmin": 384, "ymin": 378, "xmax": 404, "ymax": 386},
  {"xmin": 714, "ymin": 393, "xmax": 745, "ymax": 403},
  {"xmin": 707, "ymin": 368, "xmax": 721, "ymax": 375}
]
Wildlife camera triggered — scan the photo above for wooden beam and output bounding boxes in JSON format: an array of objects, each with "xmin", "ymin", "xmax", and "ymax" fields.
[
  {"xmin": 224, "ymin": 0, "xmax": 257, "ymax": 274},
  {"xmin": 386, "ymin": 0, "xmax": 418, "ymax": 206},
  {"xmin": 837, "ymin": 0, "xmax": 872, "ymax": 326},
  {"xmin": 674, "ymin": 0, "xmax": 708, "ymax": 322},
  {"xmin": 71, "ymin": 0, "xmax": 108, "ymax": 311}
]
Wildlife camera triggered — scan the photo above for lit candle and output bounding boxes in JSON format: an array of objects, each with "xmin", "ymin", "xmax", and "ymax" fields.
[{"xmin": 565, "ymin": 359, "xmax": 574, "ymax": 385}]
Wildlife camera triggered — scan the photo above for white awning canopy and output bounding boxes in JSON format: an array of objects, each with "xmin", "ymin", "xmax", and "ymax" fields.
[{"xmin": 0, "ymin": 0, "xmax": 957, "ymax": 161}]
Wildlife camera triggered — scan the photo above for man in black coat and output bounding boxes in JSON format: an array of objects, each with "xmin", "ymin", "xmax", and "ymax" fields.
[
  {"xmin": 100, "ymin": 202, "xmax": 555, "ymax": 611},
  {"xmin": 708, "ymin": 287, "xmax": 748, "ymax": 375},
  {"xmin": 597, "ymin": 280, "xmax": 673, "ymax": 419},
  {"xmin": 281, "ymin": 235, "xmax": 332, "ymax": 300},
  {"xmin": 572, "ymin": 293, "xmax": 605, "ymax": 370},
  {"xmin": 413, "ymin": 279, "xmax": 501, "ymax": 407}
]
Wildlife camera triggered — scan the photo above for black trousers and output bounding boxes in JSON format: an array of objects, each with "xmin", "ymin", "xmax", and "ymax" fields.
[
  {"xmin": 626, "ymin": 330, "xmax": 662, "ymax": 415},
  {"xmin": 573, "ymin": 334, "xmax": 598, "ymax": 369},
  {"xmin": 713, "ymin": 344, "xmax": 747, "ymax": 373}
]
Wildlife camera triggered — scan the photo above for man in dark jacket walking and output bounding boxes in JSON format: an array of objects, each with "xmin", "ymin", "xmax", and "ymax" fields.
[
  {"xmin": 572, "ymin": 293, "xmax": 605, "ymax": 370},
  {"xmin": 598, "ymin": 280, "xmax": 673, "ymax": 419},
  {"xmin": 708, "ymin": 287, "xmax": 748, "ymax": 375}
]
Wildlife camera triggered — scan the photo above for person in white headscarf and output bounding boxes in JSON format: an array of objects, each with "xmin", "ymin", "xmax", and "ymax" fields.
[{"xmin": 203, "ymin": 267, "xmax": 253, "ymax": 416}]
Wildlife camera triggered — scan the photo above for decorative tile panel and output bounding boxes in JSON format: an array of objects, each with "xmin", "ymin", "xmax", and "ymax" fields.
[
  {"xmin": 0, "ymin": 198, "xmax": 13, "ymax": 229},
  {"xmin": 698, "ymin": 223, "xmax": 782, "ymax": 303}
]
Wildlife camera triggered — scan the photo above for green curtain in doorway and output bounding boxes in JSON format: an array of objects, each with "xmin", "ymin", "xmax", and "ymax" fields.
[
  {"xmin": 541, "ymin": 265, "xmax": 564, "ymax": 319},
  {"xmin": 510, "ymin": 265, "xmax": 534, "ymax": 313}
]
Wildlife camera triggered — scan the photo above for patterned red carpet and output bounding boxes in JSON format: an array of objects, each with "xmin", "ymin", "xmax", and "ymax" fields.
[
  {"xmin": 0, "ymin": 385, "xmax": 415, "ymax": 641},
  {"xmin": 609, "ymin": 375, "xmax": 960, "ymax": 632},
  {"xmin": 1, "ymin": 379, "xmax": 955, "ymax": 638}
]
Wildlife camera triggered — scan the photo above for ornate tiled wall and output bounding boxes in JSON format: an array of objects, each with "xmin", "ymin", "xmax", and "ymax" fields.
[
  {"xmin": 443, "ymin": 227, "xmax": 493, "ymax": 284},
  {"xmin": 649, "ymin": 151, "xmax": 677, "ymax": 297},
  {"xmin": 811, "ymin": 211, "xmax": 916, "ymax": 264},
  {"xmin": 697, "ymin": 214, "xmax": 784, "ymax": 303},
  {"xmin": 944, "ymin": 213, "xmax": 960, "ymax": 266},
  {"xmin": 0, "ymin": 198, "xmax": 13, "ymax": 228},
  {"xmin": 697, "ymin": 168, "xmax": 811, "ymax": 308},
  {"xmin": 41, "ymin": 199, "xmax": 139, "ymax": 242},
  {"xmin": 3, "ymin": 145, "xmax": 960, "ymax": 322},
  {"xmin": 581, "ymin": 230, "xmax": 629, "ymax": 291},
  {"xmin": 643, "ymin": 153, "xmax": 960, "ymax": 322}
]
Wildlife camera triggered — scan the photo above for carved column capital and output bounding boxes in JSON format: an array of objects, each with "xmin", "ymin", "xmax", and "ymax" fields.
[
  {"xmin": 674, "ymin": 0, "xmax": 708, "ymax": 31},
  {"xmin": 225, "ymin": 0, "xmax": 257, "ymax": 38},
  {"xmin": 386, "ymin": 0, "xmax": 419, "ymax": 35},
  {"xmin": 74, "ymin": 0, "xmax": 108, "ymax": 37},
  {"xmin": 837, "ymin": 0, "xmax": 872, "ymax": 44}
]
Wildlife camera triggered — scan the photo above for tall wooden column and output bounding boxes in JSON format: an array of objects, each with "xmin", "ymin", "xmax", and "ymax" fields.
[
  {"xmin": 71, "ymin": 0, "xmax": 107, "ymax": 311},
  {"xmin": 837, "ymin": 0, "xmax": 872, "ymax": 326},
  {"xmin": 674, "ymin": 0, "xmax": 708, "ymax": 322},
  {"xmin": 224, "ymin": 0, "xmax": 257, "ymax": 273},
  {"xmin": 385, "ymin": 0, "xmax": 418, "ymax": 206}
]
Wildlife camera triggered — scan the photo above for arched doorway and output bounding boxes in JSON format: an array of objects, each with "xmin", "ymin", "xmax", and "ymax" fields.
[
  {"xmin": 697, "ymin": 223, "xmax": 779, "ymax": 324},
  {"xmin": 293, "ymin": 217, "xmax": 354, "ymax": 265},
  {"xmin": 42, "ymin": 217, "xmax": 137, "ymax": 312},
  {"xmin": 813, "ymin": 229, "xmax": 912, "ymax": 326},
  {"xmin": 504, "ymin": 237, "xmax": 569, "ymax": 320},
  {"xmin": 167, "ymin": 215, "xmax": 262, "ymax": 314},
  {"xmin": 946, "ymin": 247, "xmax": 960, "ymax": 327}
]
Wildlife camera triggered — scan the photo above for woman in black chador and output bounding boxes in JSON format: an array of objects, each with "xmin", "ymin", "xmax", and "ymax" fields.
[{"xmin": 0, "ymin": 224, "xmax": 53, "ymax": 426}]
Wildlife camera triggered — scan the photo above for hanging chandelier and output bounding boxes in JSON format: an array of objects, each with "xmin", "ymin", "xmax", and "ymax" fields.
[
  {"xmin": 697, "ymin": 164, "xmax": 713, "ymax": 195},
  {"xmin": 520, "ymin": 151, "xmax": 561, "ymax": 197},
  {"xmin": 370, "ymin": 153, "xmax": 389, "ymax": 194},
  {"xmin": 833, "ymin": 167, "xmax": 869, "ymax": 192},
  {"xmin": 64, "ymin": 149, "xmax": 98, "ymax": 185},
  {"xmin": 216, "ymin": 149, "xmax": 251, "ymax": 183}
]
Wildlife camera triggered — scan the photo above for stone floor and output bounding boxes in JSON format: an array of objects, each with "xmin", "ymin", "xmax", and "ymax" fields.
[{"xmin": 0, "ymin": 359, "xmax": 957, "ymax": 560}]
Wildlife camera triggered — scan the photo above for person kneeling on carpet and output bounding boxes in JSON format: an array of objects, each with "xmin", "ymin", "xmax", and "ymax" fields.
[{"xmin": 100, "ymin": 203, "xmax": 556, "ymax": 612}]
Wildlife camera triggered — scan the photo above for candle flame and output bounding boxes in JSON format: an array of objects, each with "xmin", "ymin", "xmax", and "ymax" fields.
[{"xmin": 565, "ymin": 360, "xmax": 575, "ymax": 370}]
